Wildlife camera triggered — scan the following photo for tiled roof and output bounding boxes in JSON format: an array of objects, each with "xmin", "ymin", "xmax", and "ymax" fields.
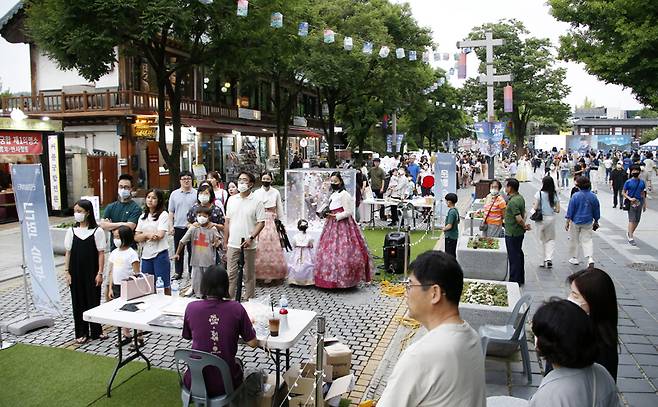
[{"xmin": 0, "ymin": 2, "xmax": 24, "ymax": 33}]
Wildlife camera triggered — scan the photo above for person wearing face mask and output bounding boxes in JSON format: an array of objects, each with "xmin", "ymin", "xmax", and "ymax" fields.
[
  {"xmin": 168, "ymin": 170, "xmax": 198, "ymax": 280},
  {"xmin": 135, "ymin": 188, "xmax": 171, "ymax": 294},
  {"xmin": 609, "ymin": 162, "xmax": 627, "ymax": 209},
  {"xmin": 173, "ymin": 207, "xmax": 221, "ymax": 298},
  {"xmin": 478, "ymin": 179, "xmax": 507, "ymax": 238},
  {"xmin": 314, "ymin": 172, "xmax": 372, "ymax": 289},
  {"xmin": 287, "ymin": 219, "xmax": 315, "ymax": 286},
  {"xmin": 65, "ymin": 199, "xmax": 107, "ymax": 344},
  {"xmin": 252, "ymin": 172, "xmax": 287, "ymax": 281},
  {"xmin": 100, "ymin": 174, "xmax": 142, "ymax": 251},
  {"xmin": 207, "ymin": 171, "xmax": 228, "ymax": 211},
  {"xmin": 623, "ymin": 165, "xmax": 647, "ymax": 246},
  {"xmin": 223, "ymin": 172, "xmax": 266, "ymax": 300},
  {"xmin": 385, "ymin": 168, "xmax": 409, "ymax": 227}
]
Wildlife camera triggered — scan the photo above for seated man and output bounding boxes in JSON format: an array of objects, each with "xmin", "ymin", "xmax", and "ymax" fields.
[
  {"xmin": 377, "ymin": 251, "xmax": 486, "ymax": 407},
  {"xmin": 182, "ymin": 265, "xmax": 258, "ymax": 396}
]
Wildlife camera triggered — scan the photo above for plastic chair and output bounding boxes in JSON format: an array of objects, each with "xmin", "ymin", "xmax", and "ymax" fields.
[
  {"xmin": 479, "ymin": 294, "xmax": 533, "ymax": 383},
  {"xmin": 487, "ymin": 396, "xmax": 529, "ymax": 407},
  {"xmin": 174, "ymin": 348, "xmax": 246, "ymax": 407}
]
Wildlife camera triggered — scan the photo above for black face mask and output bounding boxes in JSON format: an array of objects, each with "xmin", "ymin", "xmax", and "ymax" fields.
[
  {"xmin": 331, "ymin": 183, "xmax": 341, "ymax": 191},
  {"xmin": 632, "ymin": 172, "xmax": 640, "ymax": 178},
  {"xmin": 298, "ymin": 225, "xmax": 308, "ymax": 232},
  {"xmin": 262, "ymin": 181, "xmax": 271, "ymax": 187}
]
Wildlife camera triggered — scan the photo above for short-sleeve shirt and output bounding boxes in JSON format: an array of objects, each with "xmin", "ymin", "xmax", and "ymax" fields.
[
  {"xmin": 180, "ymin": 226, "xmax": 220, "ymax": 267},
  {"xmin": 135, "ymin": 211, "xmax": 170, "ymax": 259},
  {"xmin": 182, "ymin": 300, "xmax": 257, "ymax": 397},
  {"xmin": 444, "ymin": 208, "xmax": 459, "ymax": 240},
  {"xmin": 108, "ymin": 248, "xmax": 140, "ymax": 285},
  {"xmin": 369, "ymin": 166, "xmax": 386, "ymax": 190},
  {"xmin": 483, "ymin": 195, "xmax": 506, "ymax": 226},
  {"xmin": 168, "ymin": 188, "xmax": 198, "ymax": 228},
  {"xmin": 504, "ymin": 194, "xmax": 526, "ymax": 237},
  {"xmin": 103, "ymin": 200, "xmax": 142, "ymax": 250},
  {"xmin": 623, "ymin": 178, "xmax": 646, "ymax": 205},
  {"xmin": 64, "ymin": 227, "xmax": 107, "ymax": 252},
  {"xmin": 225, "ymin": 193, "xmax": 267, "ymax": 250}
]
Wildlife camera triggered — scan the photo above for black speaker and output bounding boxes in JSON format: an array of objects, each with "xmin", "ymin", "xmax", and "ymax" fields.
[{"xmin": 383, "ymin": 231, "xmax": 410, "ymax": 274}]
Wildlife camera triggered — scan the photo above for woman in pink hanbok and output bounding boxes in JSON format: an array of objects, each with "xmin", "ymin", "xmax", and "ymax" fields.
[
  {"xmin": 253, "ymin": 172, "xmax": 287, "ymax": 281},
  {"xmin": 314, "ymin": 172, "xmax": 372, "ymax": 289}
]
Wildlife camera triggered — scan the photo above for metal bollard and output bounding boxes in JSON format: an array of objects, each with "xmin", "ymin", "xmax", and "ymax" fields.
[{"xmin": 315, "ymin": 316, "xmax": 325, "ymax": 407}]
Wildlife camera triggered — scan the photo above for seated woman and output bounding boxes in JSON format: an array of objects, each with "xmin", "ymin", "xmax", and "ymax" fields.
[
  {"xmin": 182, "ymin": 265, "xmax": 258, "ymax": 397},
  {"xmin": 529, "ymin": 299, "xmax": 620, "ymax": 407}
]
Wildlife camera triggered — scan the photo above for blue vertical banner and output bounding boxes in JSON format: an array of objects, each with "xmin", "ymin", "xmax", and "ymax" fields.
[
  {"xmin": 433, "ymin": 153, "xmax": 457, "ymax": 224},
  {"xmin": 396, "ymin": 133, "xmax": 405, "ymax": 152},
  {"xmin": 386, "ymin": 134, "xmax": 393, "ymax": 152},
  {"xmin": 11, "ymin": 164, "xmax": 61, "ymax": 315}
]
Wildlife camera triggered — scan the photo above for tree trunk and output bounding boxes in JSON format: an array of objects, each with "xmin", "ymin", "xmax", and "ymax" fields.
[
  {"xmin": 166, "ymin": 75, "xmax": 184, "ymax": 191},
  {"xmin": 327, "ymin": 100, "xmax": 337, "ymax": 168}
]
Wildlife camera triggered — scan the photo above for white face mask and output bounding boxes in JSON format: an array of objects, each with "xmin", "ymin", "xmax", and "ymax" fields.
[
  {"xmin": 490, "ymin": 189, "xmax": 499, "ymax": 196},
  {"xmin": 198, "ymin": 194, "xmax": 210, "ymax": 204},
  {"xmin": 567, "ymin": 296, "xmax": 587, "ymax": 310},
  {"xmin": 113, "ymin": 238, "xmax": 123, "ymax": 248},
  {"xmin": 196, "ymin": 216, "xmax": 209, "ymax": 225},
  {"xmin": 74, "ymin": 212, "xmax": 86, "ymax": 223},
  {"xmin": 398, "ymin": 171, "xmax": 405, "ymax": 177},
  {"xmin": 118, "ymin": 189, "xmax": 131, "ymax": 200},
  {"xmin": 237, "ymin": 182, "xmax": 250, "ymax": 193}
]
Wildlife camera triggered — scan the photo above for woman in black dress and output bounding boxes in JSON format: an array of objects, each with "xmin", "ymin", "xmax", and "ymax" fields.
[{"xmin": 64, "ymin": 199, "xmax": 107, "ymax": 344}]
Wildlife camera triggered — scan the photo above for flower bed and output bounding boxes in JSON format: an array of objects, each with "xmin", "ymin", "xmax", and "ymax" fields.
[
  {"xmin": 459, "ymin": 278, "xmax": 521, "ymax": 331},
  {"xmin": 467, "ymin": 236, "xmax": 500, "ymax": 250},
  {"xmin": 460, "ymin": 281, "xmax": 509, "ymax": 307}
]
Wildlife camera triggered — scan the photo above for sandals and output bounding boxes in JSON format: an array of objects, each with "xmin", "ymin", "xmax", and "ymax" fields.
[{"xmin": 75, "ymin": 337, "xmax": 88, "ymax": 344}]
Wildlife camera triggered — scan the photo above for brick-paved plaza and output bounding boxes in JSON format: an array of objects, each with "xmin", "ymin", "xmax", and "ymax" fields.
[{"xmin": 2, "ymin": 175, "xmax": 658, "ymax": 406}]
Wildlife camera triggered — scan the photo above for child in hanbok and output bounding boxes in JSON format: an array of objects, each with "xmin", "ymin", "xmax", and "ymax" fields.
[{"xmin": 287, "ymin": 220, "xmax": 315, "ymax": 286}]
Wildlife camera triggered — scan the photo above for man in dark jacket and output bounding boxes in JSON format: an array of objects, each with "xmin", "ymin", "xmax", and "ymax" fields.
[{"xmin": 609, "ymin": 162, "xmax": 627, "ymax": 209}]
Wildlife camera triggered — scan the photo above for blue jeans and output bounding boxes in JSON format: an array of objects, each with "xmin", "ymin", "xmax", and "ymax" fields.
[
  {"xmin": 560, "ymin": 171, "xmax": 569, "ymax": 187},
  {"xmin": 505, "ymin": 235, "xmax": 525, "ymax": 285},
  {"xmin": 142, "ymin": 249, "xmax": 171, "ymax": 288}
]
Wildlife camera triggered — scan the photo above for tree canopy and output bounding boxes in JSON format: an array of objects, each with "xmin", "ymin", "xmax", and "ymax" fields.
[{"xmin": 549, "ymin": 0, "xmax": 658, "ymax": 108}]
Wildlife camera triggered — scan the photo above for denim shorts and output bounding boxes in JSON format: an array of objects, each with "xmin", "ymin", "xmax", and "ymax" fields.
[
  {"xmin": 141, "ymin": 249, "xmax": 171, "ymax": 288},
  {"xmin": 628, "ymin": 205, "xmax": 642, "ymax": 224}
]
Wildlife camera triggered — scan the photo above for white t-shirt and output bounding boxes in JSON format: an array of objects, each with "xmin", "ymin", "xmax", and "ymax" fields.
[
  {"xmin": 377, "ymin": 321, "xmax": 486, "ymax": 407},
  {"xmin": 225, "ymin": 192, "xmax": 267, "ymax": 250},
  {"xmin": 135, "ymin": 211, "xmax": 170, "ymax": 259},
  {"xmin": 108, "ymin": 248, "xmax": 140, "ymax": 285},
  {"xmin": 64, "ymin": 227, "xmax": 106, "ymax": 252}
]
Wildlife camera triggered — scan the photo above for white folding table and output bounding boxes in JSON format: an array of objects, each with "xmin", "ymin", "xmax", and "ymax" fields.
[
  {"xmin": 362, "ymin": 197, "xmax": 435, "ymax": 230},
  {"xmin": 83, "ymin": 294, "xmax": 316, "ymax": 397}
]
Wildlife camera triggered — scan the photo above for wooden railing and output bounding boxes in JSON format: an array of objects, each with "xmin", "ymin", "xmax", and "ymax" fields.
[{"xmin": 1, "ymin": 90, "xmax": 321, "ymax": 127}]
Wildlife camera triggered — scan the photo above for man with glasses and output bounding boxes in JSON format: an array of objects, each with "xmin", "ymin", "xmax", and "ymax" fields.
[
  {"xmin": 223, "ymin": 172, "xmax": 266, "ymax": 300},
  {"xmin": 169, "ymin": 170, "xmax": 198, "ymax": 280},
  {"xmin": 100, "ymin": 174, "xmax": 142, "ymax": 250},
  {"xmin": 378, "ymin": 251, "xmax": 486, "ymax": 407}
]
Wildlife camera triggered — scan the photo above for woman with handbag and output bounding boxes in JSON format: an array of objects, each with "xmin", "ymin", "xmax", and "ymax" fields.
[
  {"xmin": 478, "ymin": 180, "xmax": 507, "ymax": 238},
  {"xmin": 533, "ymin": 176, "xmax": 560, "ymax": 268}
]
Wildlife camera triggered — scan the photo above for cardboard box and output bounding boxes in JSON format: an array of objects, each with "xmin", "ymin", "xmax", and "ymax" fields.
[
  {"xmin": 257, "ymin": 373, "xmax": 281, "ymax": 407},
  {"xmin": 284, "ymin": 363, "xmax": 352, "ymax": 407},
  {"xmin": 324, "ymin": 340, "xmax": 352, "ymax": 379}
]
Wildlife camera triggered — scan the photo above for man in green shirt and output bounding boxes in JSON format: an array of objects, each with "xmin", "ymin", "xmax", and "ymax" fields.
[
  {"xmin": 503, "ymin": 178, "xmax": 531, "ymax": 285},
  {"xmin": 441, "ymin": 193, "xmax": 460, "ymax": 258},
  {"xmin": 369, "ymin": 158, "xmax": 386, "ymax": 220},
  {"xmin": 100, "ymin": 174, "xmax": 143, "ymax": 250}
]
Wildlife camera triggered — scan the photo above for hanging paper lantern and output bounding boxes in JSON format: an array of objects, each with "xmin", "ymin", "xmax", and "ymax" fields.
[
  {"xmin": 271, "ymin": 12, "xmax": 283, "ymax": 28},
  {"xmin": 323, "ymin": 29, "xmax": 335, "ymax": 44},
  {"xmin": 458, "ymin": 52, "xmax": 467, "ymax": 79},
  {"xmin": 379, "ymin": 46, "xmax": 390, "ymax": 58},
  {"xmin": 438, "ymin": 78, "xmax": 445, "ymax": 86},
  {"xmin": 237, "ymin": 0, "xmax": 248, "ymax": 17},
  {"xmin": 344, "ymin": 37, "xmax": 353, "ymax": 51},
  {"xmin": 362, "ymin": 42, "xmax": 373, "ymax": 55},
  {"xmin": 396, "ymin": 48, "xmax": 405, "ymax": 59},
  {"xmin": 442, "ymin": 53, "xmax": 449, "ymax": 61},
  {"xmin": 453, "ymin": 52, "xmax": 460, "ymax": 61},
  {"xmin": 422, "ymin": 51, "xmax": 431, "ymax": 63},
  {"xmin": 298, "ymin": 22, "xmax": 309, "ymax": 37},
  {"xmin": 408, "ymin": 51, "xmax": 417, "ymax": 61},
  {"xmin": 504, "ymin": 85, "xmax": 514, "ymax": 112},
  {"xmin": 449, "ymin": 68, "xmax": 455, "ymax": 76},
  {"xmin": 433, "ymin": 52, "xmax": 441, "ymax": 62}
]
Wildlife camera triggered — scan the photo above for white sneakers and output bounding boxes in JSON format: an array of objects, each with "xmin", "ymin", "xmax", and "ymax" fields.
[
  {"xmin": 587, "ymin": 257, "xmax": 595, "ymax": 267},
  {"xmin": 568, "ymin": 257, "xmax": 580, "ymax": 265},
  {"xmin": 569, "ymin": 257, "xmax": 595, "ymax": 267}
]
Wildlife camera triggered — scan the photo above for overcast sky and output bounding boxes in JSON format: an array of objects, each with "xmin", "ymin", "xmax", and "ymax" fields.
[{"xmin": 0, "ymin": 0, "xmax": 645, "ymax": 110}]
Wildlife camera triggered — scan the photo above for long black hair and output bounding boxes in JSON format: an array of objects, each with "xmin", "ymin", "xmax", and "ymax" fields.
[
  {"xmin": 116, "ymin": 225, "xmax": 135, "ymax": 248},
  {"xmin": 541, "ymin": 176, "xmax": 557, "ymax": 207},
  {"xmin": 200, "ymin": 264, "xmax": 230, "ymax": 299},
  {"xmin": 74, "ymin": 199, "xmax": 98, "ymax": 228},
  {"xmin": 142, "ymin": 189, "xmax": 165, "ymax": 220},
  {"xmin": 197, "ymin": 183, "xmax": 216, "ymax": 205},
  {"xmin": 330, "ymin": 171, "xmax": 346, "ymax": 192},
  {"xmin": 567, "ymin": 268, "xmax": 618, "ymax": 356}
]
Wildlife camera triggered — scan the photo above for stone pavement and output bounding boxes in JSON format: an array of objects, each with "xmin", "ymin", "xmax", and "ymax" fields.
[{"xmin": 357, "ymin": 171, "xmax": 658, "ymax": 406}]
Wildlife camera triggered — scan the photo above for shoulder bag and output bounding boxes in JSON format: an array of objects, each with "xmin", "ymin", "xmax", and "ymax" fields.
[
  {"xmin": 530, "ymin": 192, "xmax": 543, "ymax": 222},
  {"xmin": 623, "ymin": 179, "xmax": 641, "ymax": 211},
  {"xmin": 479, "ymin": 196, "xmax": 497, "ymax": 232}
]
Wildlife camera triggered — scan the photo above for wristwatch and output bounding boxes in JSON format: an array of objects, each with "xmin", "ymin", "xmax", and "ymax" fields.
[{"xmin": 248, "ymin": 235, "xmax": 255, "ymax": 241}]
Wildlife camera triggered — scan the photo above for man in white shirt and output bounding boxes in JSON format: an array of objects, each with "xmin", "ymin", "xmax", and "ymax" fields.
[
  {"xmin": 377, "ymin": 251, "xmax": 486, "ymax": 407},
  {"xmin": 223, "ymin": 172, "xmax": 266, "ymax": 300}
]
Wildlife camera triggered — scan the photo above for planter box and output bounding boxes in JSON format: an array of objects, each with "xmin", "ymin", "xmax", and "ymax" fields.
[
  {"xmin": 471, "ymin": 198, "xmax": 486, "ymax": 211},
  {"xmin": 459, "ymin": 278, "xmax": 522, "ymax": 332},
  {"xmin": 462, "ymin": 212, "xmax": 484, "ymax": 236},
  {"xmin": 50, "ymin": 227, "xmax": 68, "ymax": 255},
  {"xmin": 457, "ymin": 237, "xmax": 507, "ymax": 281}
]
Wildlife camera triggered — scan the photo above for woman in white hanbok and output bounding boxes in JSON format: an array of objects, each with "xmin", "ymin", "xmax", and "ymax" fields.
[{"xmin": 516, "ymin": 156, "xmax": 529, "ymax": 182}]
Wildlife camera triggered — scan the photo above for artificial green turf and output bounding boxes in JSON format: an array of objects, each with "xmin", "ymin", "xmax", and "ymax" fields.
[
  {"xmin": 0, "ymin": 343, "xmax": 180, "ymax": 406},
  {"xmin": 362, "ymin": 228, "xmax": 441, "ymax": 279}
]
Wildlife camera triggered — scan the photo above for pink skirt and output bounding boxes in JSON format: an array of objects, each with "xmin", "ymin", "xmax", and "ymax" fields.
[
  {"xmin": 314, "ymin": 209, "xmax": 372, "ymax": 289},
  {"xmin": 255, "ymin": 211, "xmax": 288, "ymax": 280}
]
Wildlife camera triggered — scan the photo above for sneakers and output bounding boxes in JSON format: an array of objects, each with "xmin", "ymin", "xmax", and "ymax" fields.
[
  {"xmin": 568, "ymin": 257, "xmax": 580, "ymax": 265},
  {"xmin": 587, "ymin": 257, "xmax": 595, "ymax": 267},
  {"xmin": 546, "ymin": 260, "xmax": 553, "ymax": 269},
  {"xmin": 628, "ymin": 233, "xmax": 637, "ymax": 246}
]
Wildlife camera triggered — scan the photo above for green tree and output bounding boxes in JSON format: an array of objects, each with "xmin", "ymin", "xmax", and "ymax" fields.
[
  {"xmin": 549, "ymin": 0, "xmax": 658, "ymax": 107},
  {"xmin": 26, "ymin": 0, "xmax": 231, "ymax": 189},
  {"xmin": 640, "ymin": 128, "xmax": 658, "ymax": 145},
  {"xmin": 635, "ymin": 108, "xmax": 658, "ymax": 119},
  {"xmin": 579, "ymin": 97, "xmax": 596, "ymax": 109},
  {"xmin": 461, "ymin": 20, "xmax": 571, "ymax": 151}
]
